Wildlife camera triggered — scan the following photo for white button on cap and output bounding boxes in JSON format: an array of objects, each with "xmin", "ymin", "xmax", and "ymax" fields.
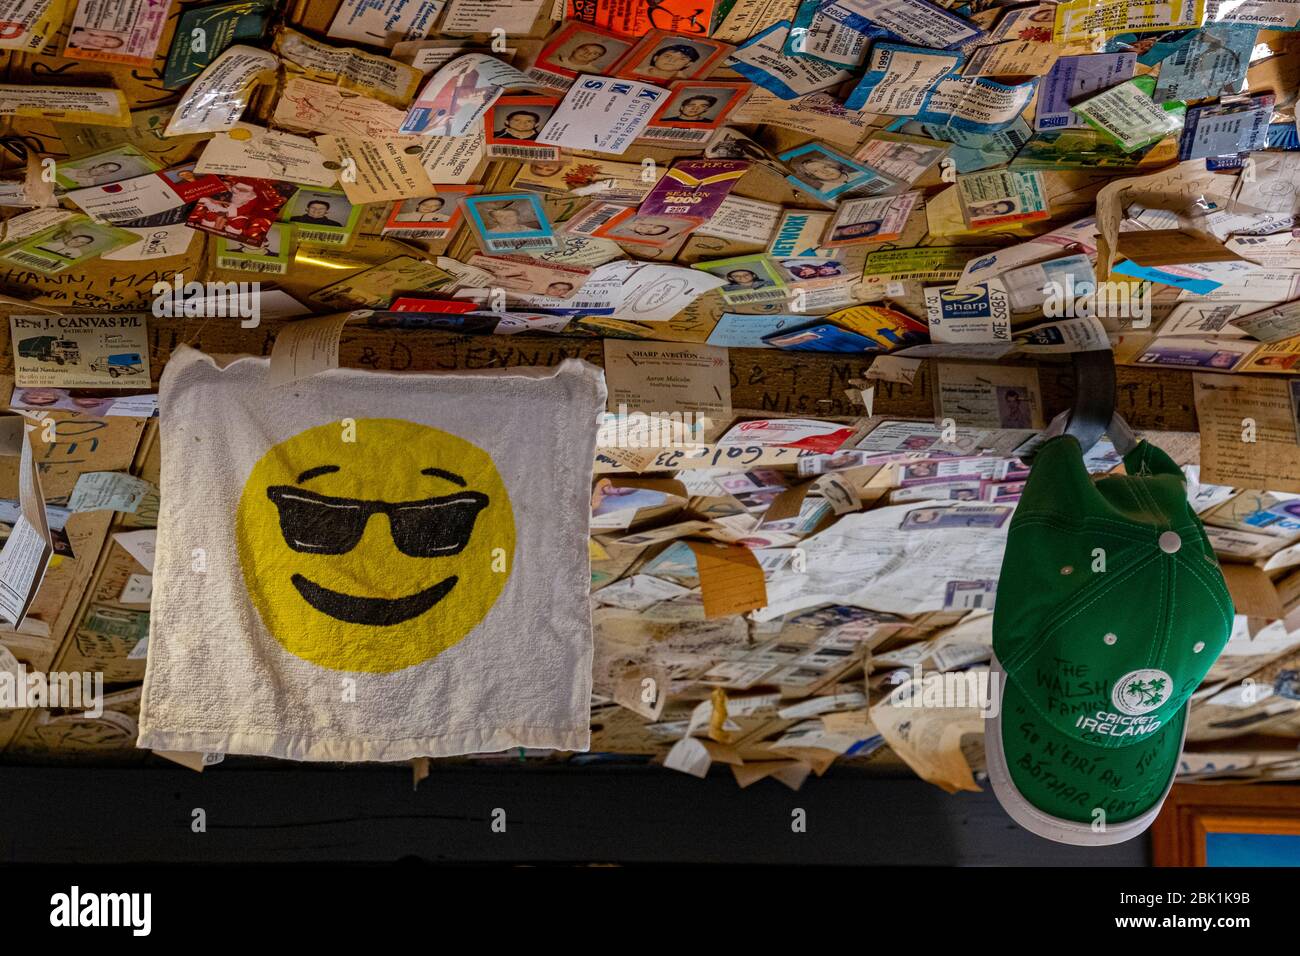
[{"xmin": 1159, "ymin": 531, "xmax": 1182, "ymax": 554}]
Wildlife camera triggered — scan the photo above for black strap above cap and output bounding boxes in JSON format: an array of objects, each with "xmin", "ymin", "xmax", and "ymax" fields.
[
  {"xmin": 1062, "ymin": 348, "xmax": 1116, "ymax": 455},
  {"xmin": 1018, "ymin": 349, "xmax": 1117, "ymax": 465}
]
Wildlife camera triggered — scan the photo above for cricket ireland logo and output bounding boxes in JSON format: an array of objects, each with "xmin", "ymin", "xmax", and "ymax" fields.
[{"xmin": 1112, "ymin": 669, "xmax": 1173, "ymax": 716}]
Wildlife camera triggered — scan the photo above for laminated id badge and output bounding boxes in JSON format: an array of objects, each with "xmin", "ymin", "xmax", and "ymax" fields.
[
  {"xmin": 382, "ymin": 186, "xmax": 480, "ymax": 240},
  {"xmin": 462, "ymin": 192, "xmax": 563, "ymax": 255}
]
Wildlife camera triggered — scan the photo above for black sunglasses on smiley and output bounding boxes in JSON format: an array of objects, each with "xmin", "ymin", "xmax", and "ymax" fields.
[{"xmin": 266, "ymin": 485, "xmax": 489, "ymax": 558}]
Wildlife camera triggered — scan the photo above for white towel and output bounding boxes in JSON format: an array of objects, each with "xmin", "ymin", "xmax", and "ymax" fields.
[{"xmin": 138, "ymin": 345, "xmax": 606, "ymax": 761}]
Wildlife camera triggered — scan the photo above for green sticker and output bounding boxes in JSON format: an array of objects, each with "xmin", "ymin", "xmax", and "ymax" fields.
[{"xmin": 1071, "ymin": 74, "xmax": 1186, "ymax": 154}]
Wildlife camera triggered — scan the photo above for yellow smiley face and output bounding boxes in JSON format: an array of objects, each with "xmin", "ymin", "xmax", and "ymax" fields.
[{"xmin": 236, "ymin": 419, "xmax": 515, "ymax": 673}]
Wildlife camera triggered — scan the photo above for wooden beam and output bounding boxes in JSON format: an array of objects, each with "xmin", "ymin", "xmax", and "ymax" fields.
[
  {"xmin": 124, "ymin": 318, "xmax": 1203, "ymax": 430},
  {"xmin": 0, "ymin": 318, "xmax": 1202, "ymax": 430}
]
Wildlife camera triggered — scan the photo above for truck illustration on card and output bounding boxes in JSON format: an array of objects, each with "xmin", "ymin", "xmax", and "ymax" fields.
[{"xmin": 17, "ymin": 335, "xmax": 81, "ymax": 365}]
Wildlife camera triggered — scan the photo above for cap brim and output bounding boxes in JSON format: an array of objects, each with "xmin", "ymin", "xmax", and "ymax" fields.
[{"xmin": 985, "ymin": 654, "xmax": 1186, "ymax": 846}]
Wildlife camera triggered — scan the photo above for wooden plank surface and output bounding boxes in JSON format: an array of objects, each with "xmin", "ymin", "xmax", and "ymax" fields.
[{"xmin": 0, "ymin": 763, "xmax": 1148, "ymax": 865}]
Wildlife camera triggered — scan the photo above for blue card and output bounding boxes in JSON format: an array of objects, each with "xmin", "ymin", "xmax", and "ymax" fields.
[
  {"xmin": 762, "ymin": 322, "xmax": 883, "ymax": 352},
  {"xmin": 708, "ymin": 313, "xmax": 818, "ymax": 348}
]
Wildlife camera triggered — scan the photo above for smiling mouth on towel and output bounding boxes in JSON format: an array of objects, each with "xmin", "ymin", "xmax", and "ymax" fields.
[{"xmin": 290, "ymin": 574, "xmax": 459, "ymax": 626}]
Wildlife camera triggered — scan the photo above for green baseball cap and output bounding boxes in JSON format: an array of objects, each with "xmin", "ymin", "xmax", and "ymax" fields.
[{"xmin": 987, "ymin": 430, "xmax": 1234, "ymax": 845}]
